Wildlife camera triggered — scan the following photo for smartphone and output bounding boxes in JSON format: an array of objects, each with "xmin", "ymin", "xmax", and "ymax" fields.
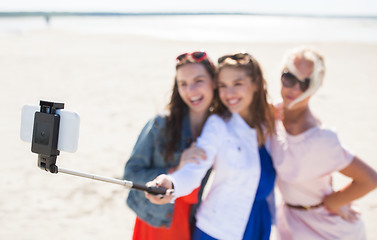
[{"xmin": 20, "ymin": 105, "xmax": 80, "ymax": 153}]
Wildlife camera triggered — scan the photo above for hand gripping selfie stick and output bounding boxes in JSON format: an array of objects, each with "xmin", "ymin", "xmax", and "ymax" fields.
[{"xmin": 31, "ymin": 100, "xmax": 167, "ymax": 195}]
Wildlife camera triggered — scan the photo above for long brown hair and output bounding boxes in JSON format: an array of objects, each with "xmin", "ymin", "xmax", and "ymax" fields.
[
  {"xmin": 214, "ymin": 53, "xmax": 275, "ymax": 146},
  {"xmin": 164, "ymin": 53, "xmax": 216, "ymax": 162}
]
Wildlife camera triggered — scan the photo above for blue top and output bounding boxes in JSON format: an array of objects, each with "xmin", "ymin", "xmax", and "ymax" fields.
[
  {"xmin": 242, "ymin": 145, "xmax": 276, "ymax": 240},
  {"xmin": 192, "ymin": 145, "xmax": 276, "ymax": 240}
]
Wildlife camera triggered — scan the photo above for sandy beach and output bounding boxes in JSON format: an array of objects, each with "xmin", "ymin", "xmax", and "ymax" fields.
[{"xmin": 1, "ymin": 16, "xmax": 377, "ymax": 239}]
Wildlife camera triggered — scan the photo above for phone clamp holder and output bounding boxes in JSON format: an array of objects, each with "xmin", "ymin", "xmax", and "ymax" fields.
[
  {"xmin": 31, "ymin": 100, "xmax": 64, "ymax": 173},
  {"xmin": 28, "ymin": 100, "xmax": 167, "ymax": 195}
]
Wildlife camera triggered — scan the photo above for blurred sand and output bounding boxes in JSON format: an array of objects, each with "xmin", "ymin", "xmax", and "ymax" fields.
[{"xmin": 1, "ymin": 24, "xmax": 377, "ymax": 240}]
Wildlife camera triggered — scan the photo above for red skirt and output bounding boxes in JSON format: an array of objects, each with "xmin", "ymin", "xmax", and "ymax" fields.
[{"xmin": 132, "ymin": 188, "xmax": 199, "ymax": 240}]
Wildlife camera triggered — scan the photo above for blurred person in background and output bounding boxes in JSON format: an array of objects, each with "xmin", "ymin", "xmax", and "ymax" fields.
[{"xmin": 271, "ymin": 46, "xmax": 377, "ymax": 240}]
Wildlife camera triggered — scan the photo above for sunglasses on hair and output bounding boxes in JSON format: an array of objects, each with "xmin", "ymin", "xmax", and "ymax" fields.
[
  {"xmin": 281, "ymin": 71, "xmax": 311, "ymax": 92},
  {"xmin": 176, "ymin": 51, "xmax": 208, "ymax": 63},
  {"xmin": 218, "ymin": 53, "xmax": 252, "ymax": 64}
]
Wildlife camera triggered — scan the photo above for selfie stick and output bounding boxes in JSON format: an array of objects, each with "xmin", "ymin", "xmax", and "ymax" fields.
[
  {"xmin": 57, "ymin": 167, "xmax": 167, "ymax": 194},
  {"xmin": 31, "ymin": 100, "xmax": 167, "ymax": 195}
]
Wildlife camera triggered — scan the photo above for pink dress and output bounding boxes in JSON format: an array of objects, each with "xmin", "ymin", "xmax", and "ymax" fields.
[{"xmin": 270, "ymin": 121, "xmax": 366, "ymax": 240}]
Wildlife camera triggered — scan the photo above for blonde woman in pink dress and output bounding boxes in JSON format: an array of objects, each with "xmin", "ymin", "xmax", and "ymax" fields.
[{"xmin": 270, "ymin": 47, "xmax": 377, "ymax": 240}]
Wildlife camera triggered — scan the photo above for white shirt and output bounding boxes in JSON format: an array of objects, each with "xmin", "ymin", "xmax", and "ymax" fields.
[{"xmin": 170, "ymin": 113, "xmax": 261, "ymax": 240}]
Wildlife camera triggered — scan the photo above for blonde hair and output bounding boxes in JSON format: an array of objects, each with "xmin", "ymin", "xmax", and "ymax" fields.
[{"xmin": 282, "ymin": 47, "xmax": 326, "ymax": 108}]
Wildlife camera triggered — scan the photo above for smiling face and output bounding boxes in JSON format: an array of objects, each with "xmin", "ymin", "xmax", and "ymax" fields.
[
  {"xmin": 176, "ymin": 63, "xmax": 215, "ymax": 115},
  {"xmin": 281, "ymin": 57, "xmax": 314, "ymax": 110},
  {"xmin": 217, "ymin": 66, "xmax": 257, "ymax": 120}
]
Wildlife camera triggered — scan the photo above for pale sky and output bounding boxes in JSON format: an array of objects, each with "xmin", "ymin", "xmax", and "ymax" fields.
[{"xmin": 0, "ymin": 0, "xmax": 376, "ymax": 16}]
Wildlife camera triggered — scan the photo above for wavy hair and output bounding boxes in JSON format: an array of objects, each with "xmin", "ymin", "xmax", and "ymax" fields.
[{"xmin": 164, "ymin": 56, "xmax": 216, "ymax": 162}]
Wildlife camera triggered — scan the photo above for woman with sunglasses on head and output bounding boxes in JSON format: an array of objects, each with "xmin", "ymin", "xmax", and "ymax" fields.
[
  {"xmin": 270, "ymin": 46, "xmax": 377, "ymax": 240},
  {"xmin": 123, "ymin": 51, "xmax": 216, "ymax": 240},
  {"xmin": 146, "ymin": 53, "xmax": 276, "ymax": 240}
]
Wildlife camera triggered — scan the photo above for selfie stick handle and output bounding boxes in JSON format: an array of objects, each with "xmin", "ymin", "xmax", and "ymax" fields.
[{"xmin": 57, "ymin": 167, "xmax": 167, "ymax": 195}]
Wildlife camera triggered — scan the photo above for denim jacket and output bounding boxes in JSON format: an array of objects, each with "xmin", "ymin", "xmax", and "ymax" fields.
[{"xmin": 123, "ymin": 113, "xmax": 209, "ymax": 227}]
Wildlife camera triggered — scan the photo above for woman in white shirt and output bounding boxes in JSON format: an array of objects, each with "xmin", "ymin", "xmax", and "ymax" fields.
[
  {"xmin": 270, "ymin": 46, "xmax": 377, "ymax": 240},
  {"xmin": 146, "ymin": 53, "xmax": 276, "ymax": 240}
]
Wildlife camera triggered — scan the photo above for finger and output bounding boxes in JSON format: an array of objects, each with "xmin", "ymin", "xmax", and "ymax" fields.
[
  {"xmin": 192, "ymin": 148, "xmax": 206, "ymax": 158},
  {"xmin": 349, "ymin": 207, "xmax": 361, "ymax": 215},
  {"xmin": 188, "ymin": 150, "xmax": 206, "ymax": 160},
  {"xmin": 339, "ymin": 212, "xmax": 349, "ymax": 222},
  {"xmin": 151, "ymin": 194, "xmax": 173, "ymax": 204},
  {"xmin": 344, "ymin": 211, "xmax": 358, "ymax": 223},
  {"xmin": 347, "ymin": 209, "xmax": 360, "ymax": 222},
  {"xmin": 189, "ymin": 159, "xmax": 201, "ymax": 164},
  {"xmin": 166, "ymin": 189, "xmax": 175, "ymax": 196},
  {"xmin": 145, "ymin": 181, "xmax": 154, "ymax": 187},
  {"xmin": 338, "ymin": 206, "xmax": 357, "ymax": 223},
  {"xmin": 181, "ymin": 158, "xmax": 201, "ymax": 165},
  {"xmin": 145, "ymin": 191, "xmax": 159, "ymax": 198},
  {"xmin": 342, "ymin": 216, "xmax": 352, "ymax": 222},
  {"xmin": 155, "ymin": 175, "xmax": 173, "ymax": 189},
  {"xmin": 199, "ymin": 151, "xmax": 207, "ymax": 160},
  {"xmin": 146, "ymin": 194, "xmax": 166, "ymax": 204},
  {"xmin": 347, "ymin": 213, "xmax": 359, "ymax": 223}
]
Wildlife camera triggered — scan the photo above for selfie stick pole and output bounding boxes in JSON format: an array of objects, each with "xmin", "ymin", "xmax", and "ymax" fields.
[
  {"xmin": 57, "ymin": 167, "xmax": 167, "ymax": 195},
  {"xmin": 58, "ymin": 167, "xmax": 132, "ymax": 187}
]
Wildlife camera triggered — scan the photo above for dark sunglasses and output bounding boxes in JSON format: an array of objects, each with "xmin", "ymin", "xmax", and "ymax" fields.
[
  {"xmin": 218, "ymin": 53, "xmax": 252, "ymax": 64},
  {"xmin": 281, "ymin": 71, "xmax": 311, "ymax": 92},
  {"xmin": 176, "ymin": 51, "xmax": 208, "ymax": 63}
]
